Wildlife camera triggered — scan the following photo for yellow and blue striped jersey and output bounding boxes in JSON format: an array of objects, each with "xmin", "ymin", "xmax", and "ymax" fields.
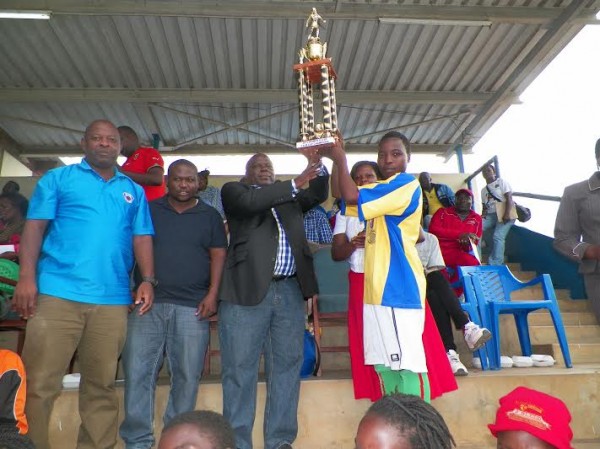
[{"xmin": 342, "ymin": 173, "xmax": 425, "ymax": 309}]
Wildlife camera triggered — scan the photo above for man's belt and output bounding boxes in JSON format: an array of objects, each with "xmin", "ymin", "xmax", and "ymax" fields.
[{"xmin": 272, "ymin": 273, "xmax": 297, "ymax": 281}]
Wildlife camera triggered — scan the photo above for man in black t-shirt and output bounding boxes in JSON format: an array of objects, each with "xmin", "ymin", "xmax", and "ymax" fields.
[{"xmin": 120, "ymin": 159, "xmax": 227, "ymax": 449}]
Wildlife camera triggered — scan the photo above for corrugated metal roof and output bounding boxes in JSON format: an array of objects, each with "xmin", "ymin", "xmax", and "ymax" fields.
[{"xmin": 0, "ymin": 0, "xmax": 598, "ymax": 170}]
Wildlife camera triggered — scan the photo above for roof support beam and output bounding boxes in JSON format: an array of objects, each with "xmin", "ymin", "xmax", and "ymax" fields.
[
  {"xmin": 21, "ymin": 143, "xmax": 452, "ymax": 158},
  {"xmin": 0, "ymin": 88, "xmax": 497, "ymax": 106},
  {"xmin": 1, "ymin": 2, "xmax": 597, "ymax": 24}
]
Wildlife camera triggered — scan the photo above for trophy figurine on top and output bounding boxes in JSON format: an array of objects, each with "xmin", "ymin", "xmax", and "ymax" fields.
[{"xmin": 293, "ymin": 8, "xmax": 338, "ymax": 155}]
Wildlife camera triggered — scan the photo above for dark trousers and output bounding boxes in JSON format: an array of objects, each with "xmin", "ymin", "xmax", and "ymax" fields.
[{"xmin": 426, "ymin": 270, "xmax": 470, "ymax": 351}]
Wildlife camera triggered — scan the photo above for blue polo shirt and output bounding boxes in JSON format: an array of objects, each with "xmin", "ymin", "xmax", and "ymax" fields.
[{"xmin": 27, "ymin": 159, "xmax": 154, "ymax": 305}]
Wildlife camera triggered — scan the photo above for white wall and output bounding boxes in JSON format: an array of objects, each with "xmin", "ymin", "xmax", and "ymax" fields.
[{"xmin": 0, "ymin": 152, "xmax": 32, "ymax": 177}]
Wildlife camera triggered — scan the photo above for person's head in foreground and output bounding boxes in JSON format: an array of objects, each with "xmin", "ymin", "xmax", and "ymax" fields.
[
  {"xmin": 158, "ymin": 410, "xmax": 235, "ymax": 449},
  {"xmin": 489, "ymin": 386, "xmax": 573, "ymax": 449},
  {"xmin": 355, "ymin": 393, "xmax": 455, "ymax": 449}
]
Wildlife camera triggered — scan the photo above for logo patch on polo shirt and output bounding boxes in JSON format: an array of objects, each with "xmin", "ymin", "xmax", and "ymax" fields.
[{"xmin": 123, "ymin": 192, "xmax": 134, "ymax": 203}]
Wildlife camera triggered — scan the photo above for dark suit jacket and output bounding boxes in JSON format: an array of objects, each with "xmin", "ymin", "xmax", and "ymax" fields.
[{"xmin": 219, "ymin": 175, "xmax": 329, "ymax": 306}]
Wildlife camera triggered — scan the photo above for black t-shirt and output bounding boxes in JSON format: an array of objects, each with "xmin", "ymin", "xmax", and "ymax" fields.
[{"xmin": 149, "ymin": 196, "xmax": 227, "ymax": 307}]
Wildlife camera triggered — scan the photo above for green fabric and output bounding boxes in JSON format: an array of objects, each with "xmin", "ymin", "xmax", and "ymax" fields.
[
  {"xmin": 375, "ymin": 365, "xmax": 431, "ymax": 403},
  {"xmin": 0, "ymin": 259, "xmax": 19, "ymax": 296}
]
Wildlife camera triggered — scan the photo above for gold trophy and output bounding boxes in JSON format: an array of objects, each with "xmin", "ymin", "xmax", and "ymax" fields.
[{"xmin": 293, "ymin": 8, "xmax": 338, "ymax": 153}]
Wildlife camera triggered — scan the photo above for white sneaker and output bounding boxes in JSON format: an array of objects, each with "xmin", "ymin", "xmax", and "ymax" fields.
[
  {"xmin": 447, "ymin": 350, "xmax": 468, "ymax": 376},
  {"xmin": 463, "ymin": 321, "xmax": 492, "ymax": 351}
]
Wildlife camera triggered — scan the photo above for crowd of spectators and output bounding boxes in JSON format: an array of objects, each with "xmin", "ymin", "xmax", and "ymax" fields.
[{"xmin": 0, "ymin": 120, "xmax": 578, "ymax": 449}]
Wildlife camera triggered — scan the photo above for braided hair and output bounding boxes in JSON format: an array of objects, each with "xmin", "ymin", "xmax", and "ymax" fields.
[
  {"xmin": 366, "ymin": 393, "xmax": 456, "ymax": 449},
  {"xmin": 161, "ymin": 410, "xmax": 236, "ymax": 449}
]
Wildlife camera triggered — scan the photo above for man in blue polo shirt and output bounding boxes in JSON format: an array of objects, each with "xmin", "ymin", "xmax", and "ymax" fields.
[
  {"xmin": 120, "ymin": 159, "xmax": 227, "ymax": 449},
  {"xmin": 13, "ymin": 119, "xmax": 155, "ymax": 449}
]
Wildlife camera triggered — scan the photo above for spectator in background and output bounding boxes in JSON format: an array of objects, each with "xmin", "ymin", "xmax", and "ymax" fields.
[
  {"xmin": 419, "ymin": 172, "xmax": 455, "ymax": 229},
  {"xmin": 1, "ymin": 181, "xmax": 20, "ymax": 195},
  {"xmin": 481, "ymin": 164, "xmax": 515, "ymax": 266},
  {"xmin": 13, "ymin": 119, "xmax": 155, "ymax": 449},
  {"xmin": 158, "ymin": 410, "xmax": 235, "ymax": 449},
  {"xmin": 554, "ymin": 139, "xmax": 600, "ymax": 324},
  {"xmin": 489, "ymin": 386, "xmax": 573, "ymax": 449},
  {"xmin": 0, "ymin": 192, "xmax": 27, "ymax": 242},
  {"xmin": 304, "ymin": 205, "xmax": 333, "ymax": 244},
  {"xmin": 429, "ymin": 189, "xmax": 482, "ymax": 290},
  {"xmin": 118, "ymin": 125, "xmax": 166, "ymax": 201},
  {"xmin": 198, "ymin": 169, "xmax": 225, "ymax": 219},
  {"xmin": 0, "ymin": 181, "xmax": 21, "ymax": 231},
  {"xmin": 326, "ymin": 198, "xmax": 341, "ymax": 228},
  {"xmin": 355, "ymin": 393, "xmax": 455, "ymax": 449},
  {"xmin": 120, "ymin": 160, "xmax": 227, "ymax": 449},
  {"xmin": 0, "ymin": 192, "xmax": 28, "ymax": 261}
]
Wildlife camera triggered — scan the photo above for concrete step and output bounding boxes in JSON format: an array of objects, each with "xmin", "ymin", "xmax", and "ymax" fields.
[
  {"xmin": 203, "ymin": 323, "xmax": 353, "ymax": 374},
  {"xmin": 50, "ymin": 364, "xmax": 600, "ymax": 449},
  {"xmin": 529, "ymin": 310, "xmax": 597, "ymax": 326},
  {"xmin": 508, "ymin": 284, "xmax": 582, "ymax": 301},
  {"xmin": 310, "ymin": 312, "xmax": 600, "ymax": 372},
  {"xmin": 556, "ymin": 288, "xmax": 578, "ymax": 300},
  {"xmin": 553, "ymin": 341, "xmax": 600, "ymax": 366},
  {"xmin": 531, "ymin": 324, "xmax": 600, "ymax": 344},
  {"xmin": 510, "ymin": 285, "xmax": 578, "ymax": 301},
  {"xmin": 556, "ymin": 298, "xmax": 591, "ymax": 312}
]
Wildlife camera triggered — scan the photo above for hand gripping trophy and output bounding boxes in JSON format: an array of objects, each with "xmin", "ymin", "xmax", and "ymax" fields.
[{"xmin": 294, "ymin": 8, "xmax": 338, "ymax": 154}]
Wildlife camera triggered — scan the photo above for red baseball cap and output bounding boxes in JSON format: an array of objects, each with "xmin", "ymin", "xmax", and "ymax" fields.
[
  {"xmin": 455, "ymin": 188, "xmax": 474, "ymax": 198},
  {"xmin": 488, "ymin": 387, "xmax": 573, "ymax": 449}
]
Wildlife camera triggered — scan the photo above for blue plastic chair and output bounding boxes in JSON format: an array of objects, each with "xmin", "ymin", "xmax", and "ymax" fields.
[
  {"xmin": 458, "ymin": 265, "xmax": 572, "ymax": 370},
  {"xmin": 458, "ymin": 274, "xmax": 491, "ymax": 370}
]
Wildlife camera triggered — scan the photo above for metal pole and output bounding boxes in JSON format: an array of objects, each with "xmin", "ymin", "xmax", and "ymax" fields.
[{"xmin": 455, "ymin": 144, "xmax": 465, "ymax": 174}]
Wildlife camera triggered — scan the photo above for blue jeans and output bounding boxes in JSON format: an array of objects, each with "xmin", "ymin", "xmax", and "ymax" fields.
[
  {"xmin": 482, "ymin": 213, "xmax": 515, "ymax": 266},
  {"xmin": 119, "ymin": 303, "xmax": 210, "ymax": 449},
  {"xmin": 219, "ymin": 278, "xmax": 305, "ymax": 449}
]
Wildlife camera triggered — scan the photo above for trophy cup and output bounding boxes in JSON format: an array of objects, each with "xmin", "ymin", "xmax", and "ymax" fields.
[{"xmin": 293, "ymin": 8, "xmax": 338, "ymax": 153}]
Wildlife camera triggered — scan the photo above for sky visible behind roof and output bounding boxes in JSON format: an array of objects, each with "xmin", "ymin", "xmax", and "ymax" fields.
[{"xmin": 465, "ymin": 24, "xmax": 600, "ymax": 237}]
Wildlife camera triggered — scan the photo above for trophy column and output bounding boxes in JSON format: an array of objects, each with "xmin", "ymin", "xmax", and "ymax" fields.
[{"xmin": 293, "ymin": 8, "xmax": 338, "ymax": 152}]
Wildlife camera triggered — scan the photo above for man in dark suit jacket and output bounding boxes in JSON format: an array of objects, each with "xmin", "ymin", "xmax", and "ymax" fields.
[{"xmin": 218, "ymin": 153, "xmax": 328, "ymax": 449}]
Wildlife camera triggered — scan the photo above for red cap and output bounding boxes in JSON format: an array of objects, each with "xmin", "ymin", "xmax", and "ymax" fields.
[
  {"xmin": 455, "ymin": 188, "xmax": 474, "ymax": 198},
  {"xmin": 488, "ymin": 387, "xmax": 573, "ymax": 449}
]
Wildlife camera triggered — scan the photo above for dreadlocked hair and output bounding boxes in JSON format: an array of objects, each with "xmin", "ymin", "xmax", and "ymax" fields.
[{"xmin": 367, "ymin": 393, "xmax": 456, "ymax": 449}]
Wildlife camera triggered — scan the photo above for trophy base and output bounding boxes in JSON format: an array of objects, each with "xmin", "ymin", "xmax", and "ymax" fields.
[{"xmin": 296, "ymin": 136, "xmax": 336, "ymax": 152}]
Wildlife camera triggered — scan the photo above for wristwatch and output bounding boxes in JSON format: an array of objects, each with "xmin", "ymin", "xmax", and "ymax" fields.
[{"xmin": 141, "ymin": 276, "xmax": 158, "ymax": 287}]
